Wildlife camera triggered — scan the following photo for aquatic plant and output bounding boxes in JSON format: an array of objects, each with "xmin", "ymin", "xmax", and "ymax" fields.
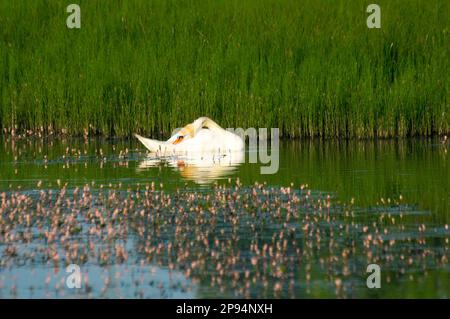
[{"xmin": 0, "ymin": 181, "xmax": 448, "ymax": 298}]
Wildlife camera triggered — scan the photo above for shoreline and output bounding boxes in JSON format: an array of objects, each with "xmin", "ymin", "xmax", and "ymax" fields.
[{"xmin": 1, "ymin": 128, "xmax": 449, "ymax": 142}]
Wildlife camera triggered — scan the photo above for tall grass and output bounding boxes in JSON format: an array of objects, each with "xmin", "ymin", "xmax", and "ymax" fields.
[{"xmin": 0, "ymin": 0, "xmax": 449, "ymax": 138}]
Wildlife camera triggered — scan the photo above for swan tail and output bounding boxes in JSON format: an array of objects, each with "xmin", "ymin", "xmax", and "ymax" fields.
[{"xmin": 134, "ymin": 134, "xmax": 166, "ymax": 153}]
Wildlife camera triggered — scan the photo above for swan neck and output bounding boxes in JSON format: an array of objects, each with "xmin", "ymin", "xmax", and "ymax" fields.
[{"xmin": 195, "ymin": 117, "xmax": 224, "ymax": 133}]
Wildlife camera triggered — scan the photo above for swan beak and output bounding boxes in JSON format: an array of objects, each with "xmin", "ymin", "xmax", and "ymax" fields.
[{"xmin": 173, "ymin": 136, "xmax": 184, "ymax": 145}]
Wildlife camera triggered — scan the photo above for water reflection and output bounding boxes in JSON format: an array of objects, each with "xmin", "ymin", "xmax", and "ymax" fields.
[
  {"xmin": 137, "ymin": 150, "xmax": 245, "ymax": 184},
  {"xmin": 0, "ymin": 263, "xmax": 195, "ymax": 298}
]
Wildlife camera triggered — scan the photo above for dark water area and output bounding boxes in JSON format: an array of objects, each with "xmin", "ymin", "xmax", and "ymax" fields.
[
  {"xmin": 0, "ymin": 136, "xmax": 448, "ymax": 298},
  {"xmin": 1, "ymin": 137, "xmax": 448, "ymax": 219}
]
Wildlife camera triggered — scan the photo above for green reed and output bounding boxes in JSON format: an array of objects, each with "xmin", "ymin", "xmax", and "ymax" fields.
[{"xmin": 0, "ymin": 0, "xmax": 449, "ymax": 138}]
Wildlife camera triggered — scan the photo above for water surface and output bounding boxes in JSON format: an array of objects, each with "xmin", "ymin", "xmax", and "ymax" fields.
[{"xmin": 0, "ymin": 137, "xmax": 448, "ymax": 298}]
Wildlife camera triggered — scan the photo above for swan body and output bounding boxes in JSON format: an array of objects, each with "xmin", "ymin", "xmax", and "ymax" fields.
[{"xmin": 135, "ymin": 117, "xmax": 244, "ymax": 155}]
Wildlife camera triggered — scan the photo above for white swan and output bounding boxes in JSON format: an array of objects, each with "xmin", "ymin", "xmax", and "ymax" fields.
[{"xmin": 134, "ymin": 117, "xmax": 244, "ymax": 155}]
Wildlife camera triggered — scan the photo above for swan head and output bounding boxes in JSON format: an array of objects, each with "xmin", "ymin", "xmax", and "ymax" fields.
[{"xmin": 170, "ymin": 123, "xmax": 195, "ymax": 145}]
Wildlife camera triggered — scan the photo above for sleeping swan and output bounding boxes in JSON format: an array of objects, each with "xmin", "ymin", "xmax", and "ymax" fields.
[{"xmin": 134, "ymin": 117, "xmax": 244, "ymax": 155}]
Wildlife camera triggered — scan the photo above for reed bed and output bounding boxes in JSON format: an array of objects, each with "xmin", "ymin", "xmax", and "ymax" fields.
[{"xmin": 0, "ymin": 0, "xmax": 449, "ymax": 138}]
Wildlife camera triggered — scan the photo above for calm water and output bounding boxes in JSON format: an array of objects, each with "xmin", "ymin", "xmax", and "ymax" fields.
[{"xmin": 0, "ymin": 136, "xmax": 448, "ymax": 298}]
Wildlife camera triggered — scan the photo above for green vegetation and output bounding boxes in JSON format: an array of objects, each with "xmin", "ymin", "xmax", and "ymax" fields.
[{"xmin": 0, "ymin": 0, "xmax": 449, "ymax": 138}]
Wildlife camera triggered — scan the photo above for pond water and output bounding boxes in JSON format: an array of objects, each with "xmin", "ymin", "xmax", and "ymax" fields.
[{"xmin": 0, "ymin": 136, "xmax": 448, "ymax": 298}]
